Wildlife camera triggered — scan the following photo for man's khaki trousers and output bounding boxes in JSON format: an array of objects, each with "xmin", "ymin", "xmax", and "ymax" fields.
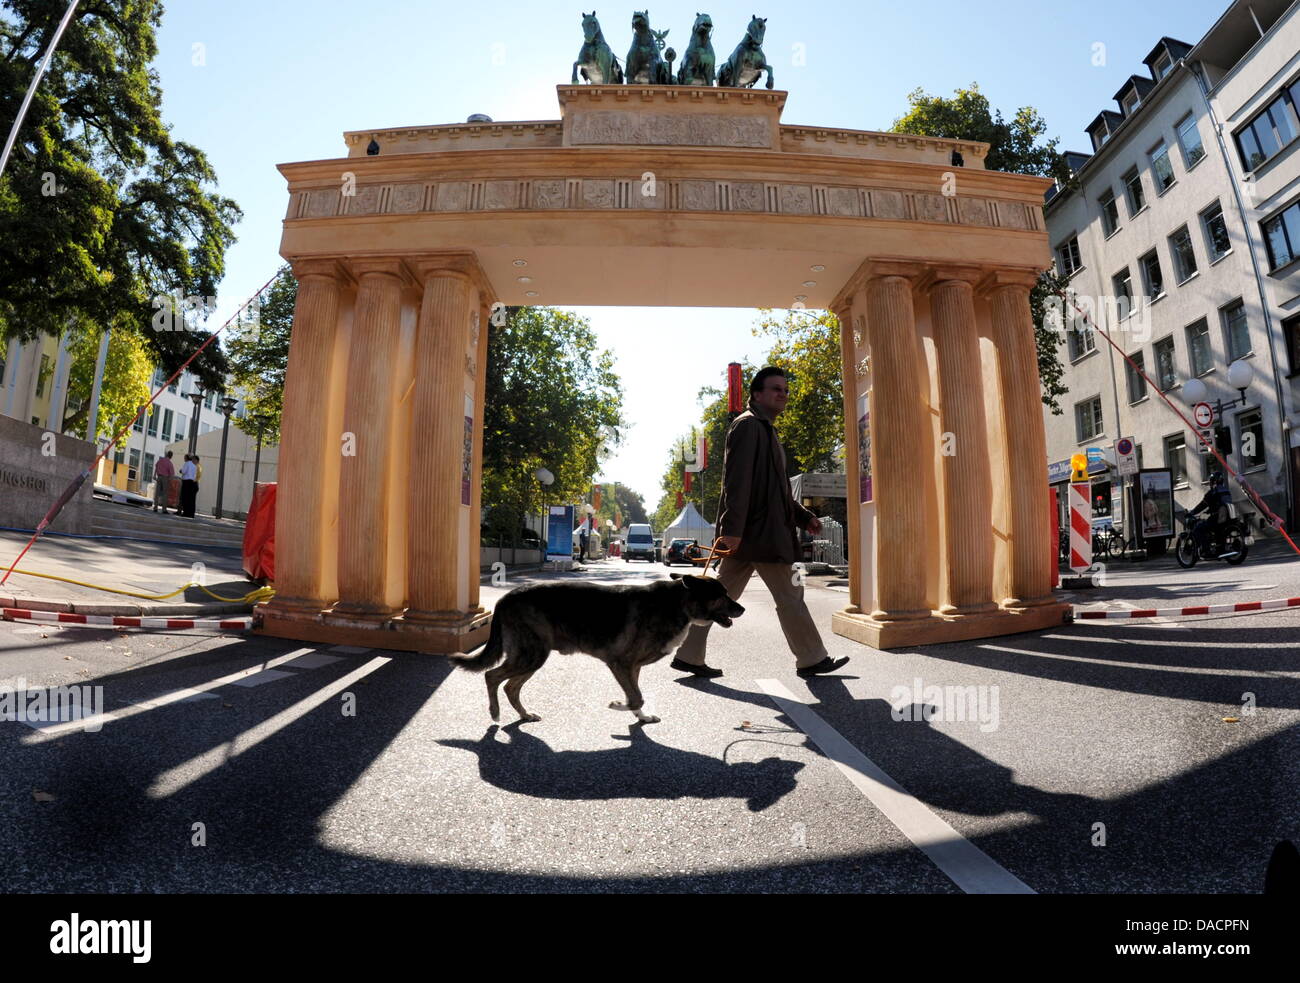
[{"xmin": 672, "ymin": 555, "xmax": 828, "ymax": 669}]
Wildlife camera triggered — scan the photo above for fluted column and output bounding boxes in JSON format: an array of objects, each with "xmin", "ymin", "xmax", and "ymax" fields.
[
  {"xmin": 865, "ymin": 265, "xmax": 929, "ymax": 620},
  {"xmin": 929, "ymin": 269, "xmax": 996, "ymax": 614},
  {"xmin": 468, "ymin": 299, "xmax": 491, "ymax": 613},
  {"xmin": 833, "ymin": 302, "xmax": 862, "ymax": 613},
  {"xmin": 266, "ymin": 260, "xmax": 344, "ymax": 613},
  {"xmin": 405, "ymin": 265, "xmax": 476, "ymax": 622},
  {"xmin": 985, "ymin": 271, "xmax": 1055, "ymax": 606},
  {"xmin": 332, "ymin": 259, "xmax": 408, "ymax": 618}
]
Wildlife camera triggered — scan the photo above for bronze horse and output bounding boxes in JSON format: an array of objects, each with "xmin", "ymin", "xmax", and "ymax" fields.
[
  {"xmin": 625, "ymin": 10, "xmax": 674, "ymax": 85},
  {"xmin": 572, "ymin": 11, "xmax": 624, "ymax": 84},
  {"xmin": 676, "ymin": 12, "xmax": 715, "ymax": 86},
  {"xmin": 718, "ymin": 15, "xmax": 773, "ymax": 89}
]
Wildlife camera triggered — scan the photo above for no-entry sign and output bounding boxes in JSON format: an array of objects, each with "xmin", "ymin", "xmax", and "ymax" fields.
[{"xmin": 1193, "ymin": 402, "xmax": 1214, "ymax": 428}]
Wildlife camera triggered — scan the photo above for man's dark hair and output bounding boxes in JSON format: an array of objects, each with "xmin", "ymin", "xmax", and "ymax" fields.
[{"xmin": 750, "ymin": 366, "xmax": 787, "ymax": 394}]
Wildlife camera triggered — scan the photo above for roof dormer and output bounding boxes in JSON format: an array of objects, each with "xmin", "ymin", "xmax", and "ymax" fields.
[
  {"xmin": 1086, "ymin": 111, "xmax": 1125, "ymax": 152},
  {"xmin": 1143, "ymin": 37, "xmax": 1192, "ymax": 81},
  {"xmin": 1114, "ymin": 76, "xmax": 1156, "ymax": 118}
]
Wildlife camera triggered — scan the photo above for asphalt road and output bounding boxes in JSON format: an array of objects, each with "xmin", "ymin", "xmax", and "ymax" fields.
[{"xmin": 2, "ymin": 552, "xmax": 1297, "ymax": 893}]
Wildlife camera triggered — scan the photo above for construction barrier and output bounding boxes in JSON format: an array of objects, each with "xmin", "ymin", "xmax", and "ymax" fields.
[
  {"xmin": 1075, "ymin": 596, "xmax": 1300, "ymax": 620},
  {"xmin": 3, "ymin": 608, "xmax": 252, "ymax": 631}
]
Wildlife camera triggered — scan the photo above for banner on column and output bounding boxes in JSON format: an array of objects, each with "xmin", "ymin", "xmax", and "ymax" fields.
[
  {"xmin": 857, "ymin": 391, "xmax": 872, "ymax": 504},
  {"xmin": 462, "ymin": 393, "xmax": 473, "ymax": 506}
]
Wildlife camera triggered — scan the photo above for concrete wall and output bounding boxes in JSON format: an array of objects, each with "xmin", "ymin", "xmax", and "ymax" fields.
[{"xmin": 0, "ymin": 414, "xmax": 96, "ymax": 534}]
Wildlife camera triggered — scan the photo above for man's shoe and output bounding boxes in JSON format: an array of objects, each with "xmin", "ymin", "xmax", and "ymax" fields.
[
  {"xmin": 670, "ymin": 658, "xmax": 723, "ymax": 678},
  {"xmin": 797, "ymin": 656, "xmax": 850, "ymax": 678}
]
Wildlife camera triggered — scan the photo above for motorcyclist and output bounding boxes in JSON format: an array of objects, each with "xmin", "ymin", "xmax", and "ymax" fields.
[{"xmin": 1189, "ymin": 470, "xmax": 1232, "ymax": 553}]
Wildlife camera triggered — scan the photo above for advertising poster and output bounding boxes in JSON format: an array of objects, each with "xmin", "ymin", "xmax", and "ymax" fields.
[
  {"xmin": 546, "ymin": 505, "xmax": 574, "ymax": 558},
  {"xmin": 462, "ymin": 393, "xmax": 473, "ymax": 506},
  {"xmin": 857, "ymin": 392, "xmax": 872, "ymax": 504},
  {"xmin": 1138, "ymin": 468, "xmax": 1174, "ymax": 538}
]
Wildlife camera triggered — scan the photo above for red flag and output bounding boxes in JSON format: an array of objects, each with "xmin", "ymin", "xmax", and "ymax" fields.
[
  {"xmin": 676, "ymin": 491, "xmax": 684, "ymax": 509},
  {"xmin": 727, "ymin": 362, "xmax": 743, "ymax": 413},
  {"xmin": 684, "ymin": 471, "xmax": 693, "ymax": 493},
  {"xmin": 592, "ymin": 485, "xmax": 602, "ymax": 511}
]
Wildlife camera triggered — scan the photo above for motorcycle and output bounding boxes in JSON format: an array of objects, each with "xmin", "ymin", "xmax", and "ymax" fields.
[{"xmin": 1174, "ymin": 508, "xmax": 1249, "ymax": 568}]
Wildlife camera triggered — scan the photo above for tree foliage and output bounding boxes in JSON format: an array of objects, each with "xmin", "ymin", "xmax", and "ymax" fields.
[
  {"xmin": 889, "ymin": 82, "xmax": 1071, "ymax": 412},
  {"xmin": 1030, "ymin": 268, "xmax": 1073, "ymax": 415},
  {"xmin": 590, "ymin": 481, "xmax": 647, "ymax": 534},
  {"xmin": 226, "ymin": 264, "xmax": 295, "ymax": 443},
  {"xmin": 890, "ymin": 83, "xmax": 1069, "ymax": 180},
  {"xmin": 482, "ymin": 307, "xmax": 625, "ymax": 538},
  {"xmin": 0, "ymin": 0, "xmax": 241, "ymax": 391},
  {"xmin": 62, "ymin": 326, "xmax": 152, "ymax": 441}
]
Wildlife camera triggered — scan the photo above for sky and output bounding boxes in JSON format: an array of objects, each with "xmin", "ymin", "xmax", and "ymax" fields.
[{"xmin": 146, "ymin": 0, "xmax": 1233, "ymax": 507}]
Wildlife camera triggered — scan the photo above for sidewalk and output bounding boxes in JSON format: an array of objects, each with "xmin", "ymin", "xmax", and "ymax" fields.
[{"xmin": 0, "ymin": 528, "xmax": 256, "ymax": 617}]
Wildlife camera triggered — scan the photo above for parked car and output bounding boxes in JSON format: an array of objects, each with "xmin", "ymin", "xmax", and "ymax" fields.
[
  {"xmin": 625, "ymin": 523, "xmax": 657, "ymax": 561},
  {"xmin": 664, "ymin": 538, "xmax": 698, "ymax": 566}
]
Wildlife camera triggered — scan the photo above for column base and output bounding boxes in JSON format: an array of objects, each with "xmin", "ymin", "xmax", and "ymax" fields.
[
  {"xmin": 257, "ymin": 604, "xmax": 491, "ymax": 654},
  {"xmin": 1002, "ymin": 594, "xmax": 1059, "ymax": 609},
  {"xmin": 325, "ymin": 603, "xmax": 403, "ymax": 625},
  {"xmin": 833, "ymin": 601, "xmax": 1071, "ymax": 650},
  {"xmin": 262, "ymin": 595, "xmax": 333, "ymax": 617}
]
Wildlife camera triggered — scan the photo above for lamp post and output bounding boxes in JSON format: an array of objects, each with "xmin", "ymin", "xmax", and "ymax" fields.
[
  {"xmin": 185, "ymin": 389, "xmax": 204, "ymax": 456},
  {"xmin": 1182, "ymin": 359, "xmax": 1254, "ymax": 468},
  {"xmin": 251, "ymin": 414, "xmax": 270, "ymax": 486},
  {"xmin": 214, "ymin": 395, "xmax": 238, "ymax": 520}
]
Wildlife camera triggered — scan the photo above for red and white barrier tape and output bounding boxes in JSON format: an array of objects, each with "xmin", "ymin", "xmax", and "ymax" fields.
[
  {"xmin": 3, "ymin": 608, "xmax": 252, "ymax": 631},
  {"xmin": 1075, "ymin": 596, "xmax": 1300, "ymax": 620}
]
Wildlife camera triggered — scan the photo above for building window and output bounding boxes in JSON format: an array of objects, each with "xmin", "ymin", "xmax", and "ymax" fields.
[
  {"xmin": 1176, "ymin": 113, "xmax": 1205, "ymax": 168},
  {"xmin": 35, "ymin": 354, "xmax": 50, "ymax": 397},
  {"xmin": 1139, "ymin": 250, "xmax": 1165, "ymax": 299},
  {"xmin": 1221, "ymin": 299, "xmax": 1251, "ymax": 360},
  {"xmin": 146, "ymin": 405, "xmax": 159, "ymax": 438},
  {"xmin": 152, "ymin": 367, "xmax": 166, "ymax": 389},
  {"xmin": 1075, "ymin": 395, "xmax": 1104, "ymax": 442},
  {"xmin": 1123, "ymin": 90, "xmax": 1141, "ymax": 117},
  {"xmin": 168, "ymin": 376, "xmax": 178, "ymax": 394},
  {"xmin": 144, "ymin": 452, "xmax": 156, "ymax": 484},
  {"xmin": 1099, "ymin": 190, "xmax": 1120, "ymax": 236},
  {"xmin": 1112, "ymin": 268, "xmax": 1134, "ymax": 319},
  {"xmin": 1238, "ymin": 409, "xmax": 1265, "ymax": 471},
  {"xmin": 132, "ymin": 413, "xmax": 143, "ymax": 433},
  {"xmin": 1153, "ymin": 336, "xmax": 1178, "ymax": 391},
  {"xmin": 1186, "ymin": 318, "xmax": 1213, "ymax": 376},
  {"xmin": 1154, "ymin": 52, "xmax": 1173, "ymax": 79},
  {"xmin": 1056, "ymin": 236, "xmax": 1082, "ymax": 277},
  {"xmin": 1262, "ymin": 199, "xmax": 1300, "ymax": 270},
  {"xmin": 162, "ymin": 408, "xmax": 173, "ymax": 442},
  {"xmin": 1068, "ymin": 324, "xmax": 1097, "ymax": 361},
  {"xmin": 128, "ymin": 447, "xmax": 140, "ymax": 477},
  {"xmin": 1164, "ymin": 433, "xmax": 1188, "ymax": 488},
  {"xmin": 1126, "ymin": 351, "xmax": 1148, "ymax": 403},
  {"xmin": 1235, "ymin": 92, "xmax": 1299, "ymax": 170},
  {"xmin": 1123, "ymin": 167, "xmax": 1146, "ymax": 215},
  {"xmin": 204, "ymin": 391, "xmax": 215, "ymax": 411},
  {"xmin": 1285, "ymin": 315, "xmax": 1300, "ymax": 375},
  {"xmin": 1169, "ymin": 225, "xmax": 1198, "ymax": 282},
  {"xmin": 113, "ymin": 446, "xmax": 124, "ymax": 466},
  {"xmin": 1150, "ymin": 139, "xmax": 1176, "ymax": 193},
  {"xmin": 1201, "ymin": 201, "xmax": 1231, "ymax": 261},
  {"xmin": 176, "ymin": 415, "xmax": 187, "ymax": 441}
]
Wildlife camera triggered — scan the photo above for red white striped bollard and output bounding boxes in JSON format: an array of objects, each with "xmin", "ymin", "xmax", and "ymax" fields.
[{"xmin": 1069, "ymin": 454, "xmax": 1092, "ymax": 575}]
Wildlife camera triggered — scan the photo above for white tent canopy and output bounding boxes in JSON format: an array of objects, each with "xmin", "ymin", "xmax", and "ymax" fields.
[{"xmin": 661, "ymin": 503, "xmax": 714, "ymax": 547}]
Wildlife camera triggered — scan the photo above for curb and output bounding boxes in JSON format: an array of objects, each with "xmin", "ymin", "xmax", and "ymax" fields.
[{"xmin": 0, "ymin": 596, "xmax": 253, "ymax": 617}]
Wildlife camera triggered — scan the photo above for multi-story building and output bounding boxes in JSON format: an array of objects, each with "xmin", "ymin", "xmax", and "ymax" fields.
[
  {"xmin": 1043, "ymin": 0, "xmax": 1300, "ymax": 540},
  {"xmin": 1, "ymin": 333, "xmax": 247, "ymax": 497}
]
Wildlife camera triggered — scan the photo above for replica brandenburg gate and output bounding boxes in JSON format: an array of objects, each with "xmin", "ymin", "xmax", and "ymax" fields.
[{"xmin": 260, "ymin": 83, "xmax": 1070, "ymax": 653}]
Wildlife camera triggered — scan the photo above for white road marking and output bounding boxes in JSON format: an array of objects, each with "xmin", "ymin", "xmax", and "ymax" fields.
[
  {"xmin": 755, "ymin": 678, "xmax": 1034, "ymax": 895},
  {"xmin": 147, "ymin": 655, "xmax": 390, "ymax": 798},
  {"xmin": 231, "ymin": 668, "xmax": 296, "ymax": 687},
  {"xmin": 280, "ymin": 652, "xmax": 346, "ymax": 670}
]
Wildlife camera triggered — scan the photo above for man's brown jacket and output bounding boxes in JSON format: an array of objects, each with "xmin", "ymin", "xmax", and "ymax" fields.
[{"xmin": 715, "ymin": 398, "xmax": 817, "ymax": 564}]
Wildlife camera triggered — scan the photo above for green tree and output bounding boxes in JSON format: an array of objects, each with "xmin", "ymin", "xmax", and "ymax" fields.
[
  {"xmin": 1, "ymin": 0, "xmax": 241, "ymax": 391},
  {"xmin": 226, "ymin": 265, "xmax": 296, "ymax": 443},
  {"xmin": 62, "ymin": 326, "xmax": 152, "ymax": 441},
  {"xmin": 889, "ymin": 83, "xmax": 1071, "ymax": 413},
  {"xmin": 482, "ymin": 307, "xmax": 625, "ymax": 540},
  {"xmin": 650, "ymin": 382, "xmax": 737, "ymax": 533},
  {"xmin": 753, "ymin": 309, "xmax": 844, "ymax": 473},
  {"xmin": 1030, "ymin": 268, "xmax": 1073, "ymax": 415}
]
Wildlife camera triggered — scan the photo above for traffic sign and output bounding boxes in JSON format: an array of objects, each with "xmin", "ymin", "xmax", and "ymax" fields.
[
  {"xmin": 1115, "ymin": 436, "xmax": 1137, "ymax": 477},
  {"xmin": 1193, "ymin": 402, "xmax": 1214, "ymax": 428},
  {"xmin": 1197, "ymin": 427, "xmax": 1214, "ymax": 453}
]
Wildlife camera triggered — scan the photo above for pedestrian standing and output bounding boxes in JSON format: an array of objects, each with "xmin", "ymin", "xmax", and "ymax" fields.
[
  {"xmin": 579, "ymin": 515, "xmax": 591, "ymax": 562},
  {"xmin": 153, "ymin": 450, "xmax": 176, "ymax": 513},
  {"xmin": 671, "ymin": 366, "xmax": 848, "ymax": 678},
  {"xmin": 180, "ymin": 454, "xmax": 198, "ymax": 518}
]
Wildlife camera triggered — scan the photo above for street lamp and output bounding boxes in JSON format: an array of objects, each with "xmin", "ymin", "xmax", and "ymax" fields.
[
  {"xmin": 213, "ymin": 395, "xmax": 238, "ymax": 519},
  {"xmin": 184, "ymin": 389, "xmax": 204, "ymax": 455},
  {"xmin": 1182, "ymin": 358, "xmax": 1254, "ymax": 457}
]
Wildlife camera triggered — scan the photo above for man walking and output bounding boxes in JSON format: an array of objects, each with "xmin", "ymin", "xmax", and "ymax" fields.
[
  {"xmin": 578, "ymin": 515, "xmax": 591, "ymax": 562},
  {"xmin": 153, "ymin": 450, "xmax": 176, "ymax": 513},
  {"xmin": 179, "ymin": 454, "xmax": 198, "ymax": 518},
  {"xmin": 671, "ymin": 366, "xmax": 848, "ymax": 679}
]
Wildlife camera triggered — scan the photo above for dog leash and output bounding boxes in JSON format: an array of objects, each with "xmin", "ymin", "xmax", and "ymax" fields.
[{"xmin": 696, "ymin": 543, "xmax": 732, "ymax": 577}]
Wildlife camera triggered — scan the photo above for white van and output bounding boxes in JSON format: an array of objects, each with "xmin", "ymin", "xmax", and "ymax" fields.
[{"xmin": 625, "ymin": 523, "xmax": 656, "ymax": 562}]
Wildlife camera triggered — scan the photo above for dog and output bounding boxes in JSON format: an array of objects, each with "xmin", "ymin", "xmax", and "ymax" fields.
[{"xmin": 450, "ymin": 574, "xmax": 744, "ymax": 724}]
